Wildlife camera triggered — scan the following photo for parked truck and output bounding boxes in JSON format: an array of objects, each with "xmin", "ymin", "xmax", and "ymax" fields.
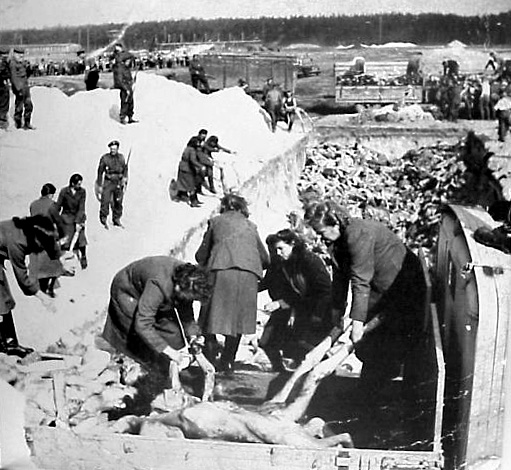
[{"xmin": 334, "ymin": 60, "xmax": 424, "ymax": 106}]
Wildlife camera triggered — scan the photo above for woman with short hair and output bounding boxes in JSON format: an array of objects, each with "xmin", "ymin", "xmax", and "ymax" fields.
[
  {"xmin": 29, "ymin": 183, "xmax": 66, "ymax": 297},
  {"xmin": 195, "ymin": 193, "xmax": 269, "ymax": 374},
  {"xmin": 305, "ymin": 200, "xmax": 426, "ymax": 401},
  {"xmin": 102, "ymin": 257, "xmax": 212, "ymax": 383}
]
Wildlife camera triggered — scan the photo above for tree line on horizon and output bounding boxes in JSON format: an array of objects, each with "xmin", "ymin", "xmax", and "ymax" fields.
[{"xmin": 0, "ymin": 12, "xmax": 510, "ymax": 50}]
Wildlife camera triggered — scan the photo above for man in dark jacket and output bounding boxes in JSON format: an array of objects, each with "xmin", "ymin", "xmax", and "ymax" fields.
[
  {"xmin": 56, "ymin": 174, "xmax": 88, "ymax": 269},
  {"xmin": 0, "ymin": 46, "xmax": 10, "ymax": 130},
  {"xmin": 113, "ymin": 51, "xmax": 137, "ymax": 124},
  {"xmin": 96, "ymin": 140, "xmax": 128, "ymax": 229},
  {"xmin": 9, "ymin": 47, "xmax": 34, "ymax": 130},
  {"xmin": 306, "ymin": 201, "xmax": 426, "ymax": 402},
  {"xmin": 102, "ymin": 257, "xmax": 211, "ymax": 389},
  {"xmin": 188, "ymin": 55, "xmax": 210, "ymax": 93}
]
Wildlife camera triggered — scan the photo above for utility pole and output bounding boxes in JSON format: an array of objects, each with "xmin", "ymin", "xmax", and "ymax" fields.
[{"xmin": 86, "ymin": 27, "xmax": 90, "ymax": 52}]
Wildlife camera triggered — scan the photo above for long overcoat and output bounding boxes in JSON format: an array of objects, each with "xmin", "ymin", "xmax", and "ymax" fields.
[
  {"xmin": 28, "ymin": 197, "xmax": 65, "ymax": 280},
  {"xmin": 102, "ymin": 256, "xmax": 200, "ymax": 366},
  {"xmin": 55, "ymin": 186, "xmax": 87, "ymax": 249},
  {"xmin": 330, "ymin": 218, "xmax": 425, "ymax": 368},
  {"xmin": 195, "ymin": 211, "xmax": 269, "ymax": 335},
  {"xmin": 0, "ymin": 219, "xmax": 40, "ymax": 315}
]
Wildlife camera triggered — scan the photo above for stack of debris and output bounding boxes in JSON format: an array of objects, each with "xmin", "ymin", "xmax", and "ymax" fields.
[{"xmin": 297, "ymin": 134, "xmax": 503, "ymax": 257}]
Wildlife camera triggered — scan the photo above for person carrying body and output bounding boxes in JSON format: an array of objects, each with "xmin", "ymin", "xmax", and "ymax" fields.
[
  {"xmin": 259, "ymin": 229, "xmax": 332, "ymax": 372},
  {"xmin": 101, "ymin": 257, "xmax": 212, "ymax": 396},
  {"xmin": 305, "ymin": 200, "xmax": 426, "ymax": 404}
]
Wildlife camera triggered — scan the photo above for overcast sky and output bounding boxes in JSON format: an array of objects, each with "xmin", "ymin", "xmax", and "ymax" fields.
[{"xmin": 0, "ymin": 0, "xmax": 509, "ymax": 31}]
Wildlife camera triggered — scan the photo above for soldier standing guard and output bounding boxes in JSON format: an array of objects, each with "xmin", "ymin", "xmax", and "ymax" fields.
[
  {"xmin": 0, "ymin": 46, "xmax": 10, "ymax": 130},
  {"xmin": 9, "ymin": 47, "xmax": 34, "ymax": 130},
  {"xmin": 96, "ymin": 140, "xmax": 128, "ymax": 229},
  {"xmin": 113, "ymin": 51, "xmax": 137, "ymax": 124}
]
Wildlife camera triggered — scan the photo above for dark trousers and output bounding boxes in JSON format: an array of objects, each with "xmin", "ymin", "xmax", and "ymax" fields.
[
  {"xmin": 191, "ymin": 74, "xmax": 210, "ymax": 93},
  {"xmin": 100, "ymin": 180, "xmax": 124, "ymax": 223},
  {"xmin": 13, "ymin": 87, "xmax": 33, "ymax": 126},
  {"xmin": 0, "ymin": 85, "xmax": 9, "ymax": 128},
  {"xmin": 119, "ymin": 88, "xmax": 134, "ymax": 120},
  {"xmin": 497, "ymin": 110, "xmax": 511, "ymax": 142}
]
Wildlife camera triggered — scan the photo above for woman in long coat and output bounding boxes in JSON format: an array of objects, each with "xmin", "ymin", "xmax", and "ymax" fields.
[
  {"xmin": 102, "ymin": 256, "xmax": 211, "ymax": 375},
  {"xmin": 259, "ymin": 229, "xmax": 332, "ymax": 371},
  {"xmin": 29, "ymin": 183, "xmax": 65, "ymax": 297},
  {"xmin": 0, "ymin": 215, "xmax": 60, "ymax": 357},
  {"xmin": 174, "ymin": 137, "xmax": 204, "ymax": 207},
  {"xmin": 195, "ymin": 193, "xmax": 269, "ymax": 373},
  {"xmin": 305, "ymin": 200, "xmax": 426, "ymax": 402},
  {"xmin": 56, "ymin": 173, "xmax": 88, "ymax": 269}
]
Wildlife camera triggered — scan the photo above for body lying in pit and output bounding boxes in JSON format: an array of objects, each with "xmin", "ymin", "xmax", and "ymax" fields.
[{"xmin": 94, "ymin": 329, "xmax": 355, "ymax": 449}]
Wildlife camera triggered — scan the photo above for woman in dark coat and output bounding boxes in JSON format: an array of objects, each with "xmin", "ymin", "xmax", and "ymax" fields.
[
  {"xmin": 259, "ymin": 229, "xmax": 332, "ymax": 372},
  {"xmin": 174, "ymin": 137, "xmax": 204, "ymax": 207},
  {"xmin": 29, "ymin": 183, "xmax": 66, "ymax": 297},
  {"xmin": 195, "ymin": 193, "xmax": 270, "ymax": 373},
  {"xmin": 305, "ymin": 200, "xmax": 426, "ymax": 401},
  {"xmin": 0, "ymin": 215, "xmax": 60, "ymax": 357},
  {"xmin": 56, "ymin": 173, "xmax": 88, "ymax": 269},
  {"xmin": 102, "ymin": 257, "xmax": 211, "ymax": 377}
]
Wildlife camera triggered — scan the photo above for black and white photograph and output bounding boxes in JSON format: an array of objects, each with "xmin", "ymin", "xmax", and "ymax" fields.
[{"xmin": 1, "ymin": 1, "xmax": 511, "ymax": 469}]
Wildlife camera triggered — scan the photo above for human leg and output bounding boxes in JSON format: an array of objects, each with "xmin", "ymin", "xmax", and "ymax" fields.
[
  {"xmin": 100, "ymin": 181, "xmax": 115, "ymax": 225},
  {"xmin": 0, "ymin": 312, "xmax": 34, "ymax": 358}
]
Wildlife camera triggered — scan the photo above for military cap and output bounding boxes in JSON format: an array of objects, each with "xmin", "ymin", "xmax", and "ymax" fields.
[
  {"xmin": 108, "ymin": 140, "xmax": 120, "ymax": 147},
  {"xmin": 0, "ymin": 46, "xmax": 9, "ymax": 54},
  {"xmin": 13, "ymin": 47, "xmax": 25, "ymax": 54}
]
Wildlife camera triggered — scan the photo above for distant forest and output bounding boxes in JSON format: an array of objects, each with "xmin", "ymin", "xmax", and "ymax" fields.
[{"xmin": 1, "ymin": 12, "xmax": 510, "ymax": 50}]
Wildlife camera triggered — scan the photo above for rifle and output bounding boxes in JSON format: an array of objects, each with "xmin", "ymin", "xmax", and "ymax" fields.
[{"xmin": 122, "ymin": 147, "xmax": 132, "ymax": 192}]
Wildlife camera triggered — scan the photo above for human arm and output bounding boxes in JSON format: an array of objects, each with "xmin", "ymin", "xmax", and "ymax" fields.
[
  {"xmin": 134, "ymin": 280, "xmax": 173, "ymax": 354},
  {"xmin": 8, "ymin": 241, "xmax": 39, "ymax": 296},
  {"xmin": 256, "ymin": 230, "xmax": 270, "ymax": 270},
  {"xmin": 346, "ymin": 228, "xmax": 375, "ymax": 324},
  {"xmin": 75, "ymin": 189, "xmax": 86, "ymax": 225},
  {"xmin": 195, "ymin": 221, "xmax": 213, "ymax": 266},
  {"xmin": 96, "ymin": 156, "xmax": 106, "ymax": 187}
]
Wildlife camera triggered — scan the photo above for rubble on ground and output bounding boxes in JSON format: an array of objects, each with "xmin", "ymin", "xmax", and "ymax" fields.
[{"xmin": 296, "ymin": 133, "xmax": 502, "ymax": 258}]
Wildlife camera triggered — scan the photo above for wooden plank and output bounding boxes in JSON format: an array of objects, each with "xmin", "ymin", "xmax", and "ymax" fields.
[
  {"xmin": 448, "ymin": 205, "xmax": 511, "ymax": 464},
  {"xmin": 28, "ymin": 425, "xmax": 443, "ymax": 470},
  {"xmin": 486, "ymin": 280, "xmax": 511, "ymax": 456},
  {"xmin": 431, "ymin": 304, "xmax": 446, "ymax": 454},
  {"xmin": 29, "ymin": 427, "xmax": 339, "ymax": 470}
]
